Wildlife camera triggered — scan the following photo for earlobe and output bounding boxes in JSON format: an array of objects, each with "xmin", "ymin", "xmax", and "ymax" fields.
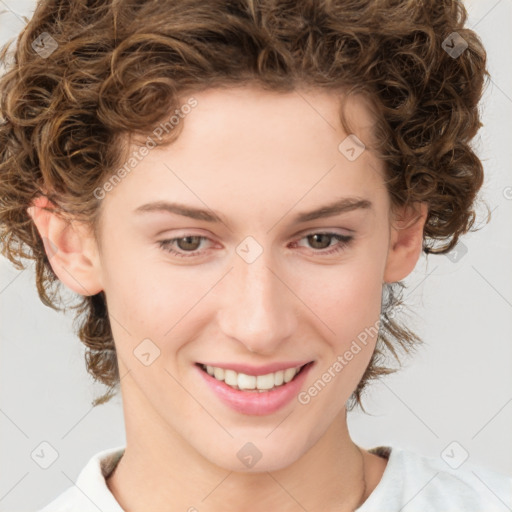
[
  {"xmin": 383, "ymin": 202, "xmax": 428, "ymax": 284},
  {"xmin": 27, "ymin": 196, "xmax": 104, "ymax": 296}
]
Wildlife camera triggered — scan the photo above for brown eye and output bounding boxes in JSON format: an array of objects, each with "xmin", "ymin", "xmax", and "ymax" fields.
[
  {"xmin": 293, "ymin": 232, "xmax": 353, "ymax": 256},
  {"xmin": 307, "ymin": 233, "xmax": 334, "ymax": 250},
  {"xmin": 175, "ymin": 236, "xmax": 203, "ymax": 251},
  {"xmin": 158, "ymin": 235, "xmax": 211, "ymax": 258}
]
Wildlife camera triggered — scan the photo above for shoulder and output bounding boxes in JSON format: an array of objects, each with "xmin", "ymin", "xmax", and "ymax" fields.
[
  {"xmin": 359, "ymin": 445, "xmax": 512, "ymax": 512},
  {"xmin": 38, "ymin": 487, "xmax": 88, "ymax": 512},
  {"xmin": 37, "ymin": 445, "xmax": 125, "ymax": 512}
]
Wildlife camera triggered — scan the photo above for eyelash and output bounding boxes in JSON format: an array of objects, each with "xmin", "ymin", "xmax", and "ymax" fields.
[{"xmin": 157, "ymin": 232, "xmax": 354, "ymax": 259}]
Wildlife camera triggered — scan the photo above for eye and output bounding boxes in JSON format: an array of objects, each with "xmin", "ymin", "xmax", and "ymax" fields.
[
  {"xmin": 157, "ymin": 231, "xmax": 354, "ymax": 259},
  {"xmin": 290, "ymin": 232, "xmax": 353, "ymax": 256},
  {"xmin": 158, "ymin": 235, "xmax": 210, "ymax": 258}
]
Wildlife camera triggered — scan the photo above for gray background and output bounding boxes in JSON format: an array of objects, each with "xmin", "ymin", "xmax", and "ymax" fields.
[{"xmin": 1, "ymin": 0, "xmax": 511, "ymax": 510}]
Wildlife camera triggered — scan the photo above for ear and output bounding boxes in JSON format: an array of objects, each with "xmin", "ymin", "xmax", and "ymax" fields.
[
  {"xmin": 26, "ymin": 196, "xmax": 104, "ymax": 296},
  {"xmin": 383, "ymin": 202, "xmax": 428, "ymax": 283}
]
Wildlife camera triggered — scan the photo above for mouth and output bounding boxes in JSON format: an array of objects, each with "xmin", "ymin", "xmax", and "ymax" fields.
[
  {"xmin": 195, "ymin": 361, "xmax": 314, "ymax": 392},
  {"xmin": 195, "ymin": 360, "xmax": 315, "ymax": 415}
]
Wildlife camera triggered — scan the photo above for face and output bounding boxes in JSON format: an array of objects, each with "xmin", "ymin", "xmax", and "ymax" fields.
[{"xmin": 36, "ymin": 86, "xmax": 425, "ymax": 472}]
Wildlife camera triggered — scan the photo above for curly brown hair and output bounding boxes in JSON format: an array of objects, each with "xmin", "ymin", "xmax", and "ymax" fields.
[{"xmin": 0, "ymin": 0, "xmax": 489, "ymax": 409}]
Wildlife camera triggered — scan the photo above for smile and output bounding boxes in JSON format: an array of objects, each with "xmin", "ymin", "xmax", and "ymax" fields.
[
  {"xmin": 195, "ymin": 361, "xmax": 315, "ymax": 415},
  {"xmin": 198, "ymin": 363, "xmax": 310, "ymax": 392}
]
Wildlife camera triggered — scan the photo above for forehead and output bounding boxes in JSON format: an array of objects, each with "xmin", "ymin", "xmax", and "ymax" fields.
[
  {"xmin": 101, "ymin": 86, "xmax": 386, "ymax": 227},
  {"xmin": 171, "ymin": 85, "xmax": 378, "ymax": 155}
]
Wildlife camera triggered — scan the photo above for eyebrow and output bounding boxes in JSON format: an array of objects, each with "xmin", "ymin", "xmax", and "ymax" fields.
[{"xmin": 133, "ymin": 197, "xmax": 373, "ymax": 224}]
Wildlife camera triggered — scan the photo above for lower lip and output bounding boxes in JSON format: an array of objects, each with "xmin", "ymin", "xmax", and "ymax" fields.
[{"xmin": 196, "ymin": 362, "xmax": 315, "ymax": 416}]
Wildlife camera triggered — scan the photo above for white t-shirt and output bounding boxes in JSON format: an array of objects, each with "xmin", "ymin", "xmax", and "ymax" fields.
[{"xmin": 38, "ymin": 445, "xmax": 511, "ymax": 511}]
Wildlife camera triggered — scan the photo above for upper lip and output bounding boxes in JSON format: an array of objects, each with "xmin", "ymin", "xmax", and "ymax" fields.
[{"xmin": 197, "ymin": 360, "xmax": 314, "ymax": 376}]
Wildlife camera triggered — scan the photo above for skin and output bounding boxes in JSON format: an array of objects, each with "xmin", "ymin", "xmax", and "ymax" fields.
[{"xmin": 28, "ymin": 86, "xmax": 427, "ymax": 511}]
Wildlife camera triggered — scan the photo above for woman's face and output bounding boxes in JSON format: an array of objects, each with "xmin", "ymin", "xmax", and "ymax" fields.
[{"xmin": 93, "ymin": 86, "xmax": 409, "ymax": 471}]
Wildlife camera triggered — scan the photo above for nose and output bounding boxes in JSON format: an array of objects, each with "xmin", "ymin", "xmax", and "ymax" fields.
[{"xmin": 216, "ymin": 252, "xmax": 297, "ymax": 355}]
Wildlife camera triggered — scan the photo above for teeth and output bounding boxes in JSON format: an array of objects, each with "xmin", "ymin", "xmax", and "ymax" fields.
[
  {"xmin": 274, "ymin": 370, "xmax": 284, "ymax": 386},
  {"xmin": 284, "ymin": 367, "xmax": 297, "ymax": 383},
  {"xmin": 256, "ymin": 373, "xmax": 274, "ymax": 390},
  {"xmin": 224, "ymin": 369, "xmax": 238, "ymax": 386},
  {"xmin": 203, "ymin": 364, "xmax": 305, "ymax": 391},
  {"xmin": 213, "ymin": 367, "xmax": 225, "ymax": 381},
  {"xmin": 238, "ymin": 373, "xmax": 256, "ymax": 390}
]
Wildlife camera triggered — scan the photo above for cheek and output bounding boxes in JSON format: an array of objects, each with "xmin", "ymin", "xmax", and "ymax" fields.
[
  {"xmin": 335, "ymin": 234, "xmax": 388, "ymax": 332},
  {"xmin": 103, "ymin": 256, "xmax": 219, "ymax": 365},
  {"xmin": 295, "ymin": 255, "xmax": 384, "ymax": 339},
  {"xmin": 300, "ymin": 263, "xmax": 383, "ymax": 408}
]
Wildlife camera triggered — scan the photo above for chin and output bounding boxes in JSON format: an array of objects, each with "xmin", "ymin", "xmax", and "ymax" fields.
[{"xmin": 198, "ymin": 434, "xmax": 309, "ymax": 474}]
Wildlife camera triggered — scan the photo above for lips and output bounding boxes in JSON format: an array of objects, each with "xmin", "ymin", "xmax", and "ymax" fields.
[{"xmin": 195, "ymin": 360, "xmax": 315, "ymax": 415}]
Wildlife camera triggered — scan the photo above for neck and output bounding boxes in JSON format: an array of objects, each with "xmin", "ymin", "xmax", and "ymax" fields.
[{"xmin": 107, "ymin": 411, "xmax": 371, "ymax": 512}]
